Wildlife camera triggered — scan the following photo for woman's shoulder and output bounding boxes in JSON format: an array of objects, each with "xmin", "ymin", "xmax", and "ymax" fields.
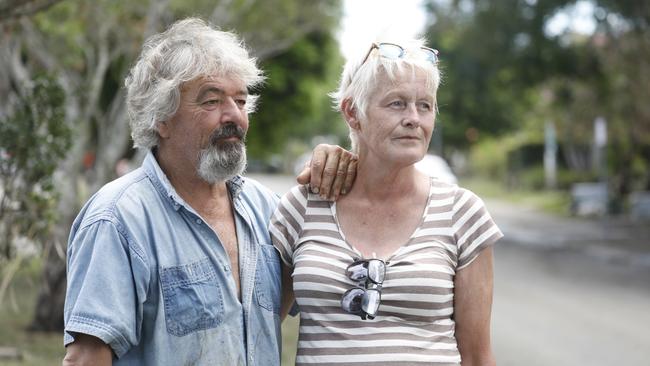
[
  {"xmin": 279, "ymin": 184, "xmax": 329, "ymax": 207},
  {"xmin": 428, "ymin": 178, "xmax": 486, "ymax": 205},
  {"xmin": 428, "ymin": 177, "xmax": 459, "ymax": 196},
  {"xmin": 282, "ymin": 184, "xmax": 310, "ymax": 201},
  {"xmin": 284, "ymin": 184, "xmax": 335, "ymax": 201}
]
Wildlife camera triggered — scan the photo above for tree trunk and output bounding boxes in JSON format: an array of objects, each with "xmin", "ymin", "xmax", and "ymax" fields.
[
  {"xmin": 29, "ymin": 243, "xmax": 67, "ymax": 331},
  {"xmin": 29, "ymin": 157, "xmax": 84, "ymax": 331}
]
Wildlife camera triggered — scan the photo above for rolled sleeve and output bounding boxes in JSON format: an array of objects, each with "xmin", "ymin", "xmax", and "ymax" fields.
[{"xmin": 64, "ymin": 218, "xmax": 148, "ymax": 358}]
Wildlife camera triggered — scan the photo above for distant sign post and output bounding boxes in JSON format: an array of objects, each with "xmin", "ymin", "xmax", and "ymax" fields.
[
  {"xmin": 544, "ymin": 121, "xmax": 557, "ymax": 189},
  {"xmin": 593, "ymin": 116, "xmax": 607, "ymax": 181}
]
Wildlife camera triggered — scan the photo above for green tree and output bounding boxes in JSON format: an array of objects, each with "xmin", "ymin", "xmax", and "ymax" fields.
[
  {"xmin": 0, "ymin": 74, "xmax": 71, "ymax": 303},
  {"xmin": 531, "ymin": 0, "xmax": 650, "ymax": 197},
  {"xmin": 250, "ymin": 31, "xmax": 347, "ymax": 159},
  {"xmin": 0, "ymin": 0, "xmax": 63, "ymax": 22},
  {"xmin": 424, "ymin": 0, "xmax": 650, "ymax": 199},
  {"xmin": 423, "ymin": 0, "xmax": 579, "ymax": 150},
  {"xmin": 0, "ymin": 0, "xmax": 343, "ymax": 330}
]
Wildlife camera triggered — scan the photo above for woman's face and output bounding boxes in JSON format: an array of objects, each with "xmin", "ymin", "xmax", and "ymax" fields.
[{"xmin": 357, "ymin": 68, "xmax": 436, "ymax": 166}]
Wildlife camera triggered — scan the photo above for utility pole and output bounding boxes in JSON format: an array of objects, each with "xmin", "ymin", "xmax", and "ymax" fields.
[
  {"xmin": 544, "ymin": 121, "xmax": 557, "ymax": 189},
  {"xmin": 592, "ymin": 116, "xmax": 607, "ymax": 181}
]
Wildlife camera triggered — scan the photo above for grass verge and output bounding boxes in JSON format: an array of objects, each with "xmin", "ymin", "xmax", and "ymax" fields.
[
  {"xmin": 460, "ymin": 177, "xmax": 571, "ymax": 216},
  {"xmin": 0, "ymin": 258, "xmax": 63, "ymax": 366},
  {"xmin": 281, "ymin": 315, "xmax": 299, "ymax": 366}
]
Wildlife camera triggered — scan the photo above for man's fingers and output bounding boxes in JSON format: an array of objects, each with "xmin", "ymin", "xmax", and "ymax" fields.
[
  {"xmin": 309, "ymin": 147, "xmax": 329, "ymax": 194},
  {"xmin": 305, "ymin": 144, "xmax": 357, "ymax": 200},
  {"xmin": 328, "ymin": 152, "xmax": 353, "ymax": 200},
  {"xmin": 296, "ymin": 160, "xmax": 311, "ymax": 185},
  {"xmin": 342, "ymin": 157, "xmax": 358, "ymax": 195},
  {"xmin": 317, "ymin": 147, "xmax": 342, "ymax": 199}
]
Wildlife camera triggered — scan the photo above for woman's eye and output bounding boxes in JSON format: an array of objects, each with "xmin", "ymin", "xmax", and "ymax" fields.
[
  {"xmin": 418, "ymin": 102, "xmax": 433, "ymax": 111},
  {"xmin": 389, "ymin": 100, "xmax": 405, "ymax": 108}
]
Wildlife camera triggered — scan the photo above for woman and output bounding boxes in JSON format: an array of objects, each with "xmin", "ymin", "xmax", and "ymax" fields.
[{"xmin": 270, "ymin": 39, "xmax": 503, "ymax": 365}]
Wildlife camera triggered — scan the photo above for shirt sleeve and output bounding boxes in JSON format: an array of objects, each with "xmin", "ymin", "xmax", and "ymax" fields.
[
  {"xmin": 64, "ymin": 218, "xmax": 149, "ymax": 358},
  {"xmin": 452, "ymin": 188, "xmax": 503, "ymax": 270},
  {"xmin": 269, "ymin": 185, "xmax": 309, "ymax": 267}
]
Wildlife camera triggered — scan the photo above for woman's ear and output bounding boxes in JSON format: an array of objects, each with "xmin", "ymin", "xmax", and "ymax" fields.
[
  {"xmin": 157, "ymin": 120, "xmax": 170, "ymax": 139},
  {"xmin": 341, "ymin": 99, "xmax": 360, "ymax": 131}
]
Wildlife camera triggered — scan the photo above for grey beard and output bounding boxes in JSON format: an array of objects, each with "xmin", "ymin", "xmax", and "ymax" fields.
[{"xmin": 197, "ymin": 141, "xmax": 247, "ymax": 184}]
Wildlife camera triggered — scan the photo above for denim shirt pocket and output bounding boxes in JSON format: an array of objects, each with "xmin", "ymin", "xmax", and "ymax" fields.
[
  {"xmin": 159, "ymin": 257, "xmax": 224, "ymax": 337},
  {"xmin": 254, "ymin": 244, "xmax": 282, "ymax": 314}
]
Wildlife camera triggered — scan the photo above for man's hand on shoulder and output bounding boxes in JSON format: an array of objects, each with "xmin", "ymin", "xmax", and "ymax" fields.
[
  {"xmin": 63, "ymin": 333, "xmax": 112, "ymax": 366},
  {"xmin": 296, "ymin": 144, "xmax": 357, "ymax": 200}
]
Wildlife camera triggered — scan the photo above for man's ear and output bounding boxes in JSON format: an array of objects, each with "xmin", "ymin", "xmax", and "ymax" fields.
[
  {"xmin": 157, "ymin": 120, "xmax": 170, "ymax": 139},
  {"xmin": 341, "ymin": 99, "xmax": 360, "ymax": 131}
]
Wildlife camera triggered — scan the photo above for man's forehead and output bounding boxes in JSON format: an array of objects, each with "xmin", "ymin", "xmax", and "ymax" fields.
[{"xmin": 181, "ymin": 74, "xmax": 247, "ymax": 94}]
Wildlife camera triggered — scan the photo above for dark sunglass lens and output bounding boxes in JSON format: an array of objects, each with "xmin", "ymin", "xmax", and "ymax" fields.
[
  {"xmin": 341, "ymin": 288, "xmax": 365, "ymax": 313},
  {"xmin": 346, "ymin": 262, "xmax": 368, "ymax": 281}
]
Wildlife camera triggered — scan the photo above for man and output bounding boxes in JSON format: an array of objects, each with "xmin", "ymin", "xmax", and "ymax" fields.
[{"xmin": 62, "ymin": 18, "xmax": 355, "ymax": 365}]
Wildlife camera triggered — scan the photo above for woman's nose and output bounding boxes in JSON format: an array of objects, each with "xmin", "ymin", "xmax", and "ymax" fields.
[{"xmin": 401, "ymin": 104, "xmax": 420, "ymax": 128}]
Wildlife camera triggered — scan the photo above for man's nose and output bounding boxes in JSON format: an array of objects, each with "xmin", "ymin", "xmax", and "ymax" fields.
[{"xmin": 221, "ymin": 97, "xmax": 246, "ymax": 123}]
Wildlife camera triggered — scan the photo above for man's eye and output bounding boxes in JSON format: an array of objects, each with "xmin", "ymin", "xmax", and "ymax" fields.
[
  {"xmin": 202, "ymin": 99, "xmax": 220, "ymax": 106},
  {"xmin": 235, "ymin": 99, "xmax": 247, "ymax": 107}
]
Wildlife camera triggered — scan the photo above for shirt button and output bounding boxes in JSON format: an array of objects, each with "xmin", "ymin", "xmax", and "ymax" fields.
[{"xmin": 195, "ymin": 219, "xmax": 202, "ymax": 224}]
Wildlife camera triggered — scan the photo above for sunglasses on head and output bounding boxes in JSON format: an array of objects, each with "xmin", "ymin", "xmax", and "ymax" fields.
[
  {"xmin": 361, "ymin": 42, "xmax": 439, "ymax": 66},
  {"xmin": 341, "ymin": 258, "xmax": 386, "ymax": 320}
]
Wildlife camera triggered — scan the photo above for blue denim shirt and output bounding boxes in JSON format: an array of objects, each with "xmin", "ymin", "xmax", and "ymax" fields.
[{"xmin": 63, "ymin": 152, "xmax": 282, "ymax": 365}]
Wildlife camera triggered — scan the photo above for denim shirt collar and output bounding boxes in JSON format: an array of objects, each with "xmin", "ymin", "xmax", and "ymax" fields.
[{"xmin": 142, "ymin": 150, "xmax": 245, "ymax": 211}]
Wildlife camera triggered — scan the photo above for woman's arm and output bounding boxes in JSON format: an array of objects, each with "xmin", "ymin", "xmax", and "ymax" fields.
[
  {"xmin": 454, "ymin": 247, "xmax": 496, "ymax": 366},
  {"xmin": 280, "ymin": 263, "xmax": 296, "ymax": 321}
]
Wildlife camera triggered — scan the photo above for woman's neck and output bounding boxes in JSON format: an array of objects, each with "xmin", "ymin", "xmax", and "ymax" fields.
[{"xmin": 348, "ymin": 155, "xmax": 427, "ymax": 201}]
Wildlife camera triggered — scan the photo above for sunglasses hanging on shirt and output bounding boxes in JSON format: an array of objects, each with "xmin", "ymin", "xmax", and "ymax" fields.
[{"xmin": 341, "ymin": 258, "xmax": 386, "ymax": 320}]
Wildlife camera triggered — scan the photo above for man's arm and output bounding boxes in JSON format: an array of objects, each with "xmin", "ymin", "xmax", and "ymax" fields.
[
  {"xmin": 63, "ymin": 333, "xmax": 113, "ymax": 366},
  {"xmin": 296, "ymin": 144, "xmax": 357, "ymax": 201},
  {"xmin": 280, "ymin": 263, "xmax": 295, "ymax": 321},
  {"xmin": 454, "ymin": 247, "xmax": 496, "ymax": 366}
]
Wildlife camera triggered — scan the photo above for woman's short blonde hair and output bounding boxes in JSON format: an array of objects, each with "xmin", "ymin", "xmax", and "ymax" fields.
[{"xmin": 330, "ymin": 38, "xmax": 441, "ymax": 153}]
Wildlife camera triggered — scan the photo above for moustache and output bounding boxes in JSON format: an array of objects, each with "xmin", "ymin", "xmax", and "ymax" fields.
[{"xmin": 210, "ymin": 124, "xmax": 246, "ymax": 145}]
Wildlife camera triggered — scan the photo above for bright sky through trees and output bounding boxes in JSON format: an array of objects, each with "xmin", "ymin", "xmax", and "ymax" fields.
[
  {"xmin": 338, "ymin": 0, "xmax": 427, "ymax": 61},
  {"xmin": 339, "ymin": 0, "xmax": 597, "ymax": 60}
]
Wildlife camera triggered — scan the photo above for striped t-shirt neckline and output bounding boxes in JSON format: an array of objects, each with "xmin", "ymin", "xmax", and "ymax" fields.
[{"xmin": 330, "ymin": 178, "xmax": 435, "ymax": 263}]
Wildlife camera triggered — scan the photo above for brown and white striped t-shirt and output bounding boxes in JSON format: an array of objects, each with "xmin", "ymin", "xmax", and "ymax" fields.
[{"xmin": 269, "ymin": 179, "xmax": 503, "ymax": 365}]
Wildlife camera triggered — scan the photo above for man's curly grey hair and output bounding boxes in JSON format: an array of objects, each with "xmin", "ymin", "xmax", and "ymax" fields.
[{"xmin": 125, "ymin": 18, "xmax": 264, "ymax": 150}]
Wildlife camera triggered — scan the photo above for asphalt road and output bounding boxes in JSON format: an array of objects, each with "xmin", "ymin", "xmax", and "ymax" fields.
[
  {"xmin": 247, "ymin": 173, "xmax": 650, "ymax": 366},
  {"xmin": 492, "ymin": 243, "xmax": 650, "ymax": 366}
]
